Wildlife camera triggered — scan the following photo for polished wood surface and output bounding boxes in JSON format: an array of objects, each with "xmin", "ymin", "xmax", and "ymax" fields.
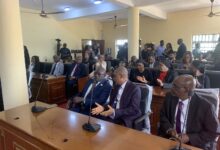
[
  {"xmin": 151, "ymin": 86, "xmax": 169, "ymax": 134},
  {"xmin": 0, "ymin": 102, "xmax": 201, "ymax": 150},
  {"xmin": 31, "ymin": 74, "xmax": 66, "ymax": 104}
]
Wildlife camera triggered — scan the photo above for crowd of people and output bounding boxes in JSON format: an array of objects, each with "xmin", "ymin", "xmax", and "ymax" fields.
[{"xmin": 23, "ymin": 37, "xmax": 220, "ymax": 150}]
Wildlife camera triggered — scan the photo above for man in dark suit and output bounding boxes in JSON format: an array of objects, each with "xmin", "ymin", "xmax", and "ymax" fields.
[
  {"xmin": 159, "ymin": 75, "xmax": 219, "ymax": 150},
  {"xmin": 66, "ymin": 56, "xmax": 87, "ymax": 98},
  {"xmin": 176, "ymin": 38, "xmax": 187, "ymax": 60},
  {"xmin": 92, "ymin": 66, "xmax": 141, "ymax": 128},
  {"xmin": 67, "ymin": 67, "xmax": 112, "ymax": 115}
]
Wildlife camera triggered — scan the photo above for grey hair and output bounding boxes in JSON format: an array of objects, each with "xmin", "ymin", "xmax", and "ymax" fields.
[{"xmin": 114, "ymin": 66, "xmax": 128, "ymax": 78}]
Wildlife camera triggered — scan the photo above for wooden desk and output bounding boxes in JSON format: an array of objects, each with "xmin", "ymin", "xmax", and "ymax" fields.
[
  {"xmin": 31, "ymin": 74, "xmax": 66, "ymax": 104},
  {"xmin": 151, "ymin": 86, "xmax": 169, "ymax": 134},
  {"xmin": 0, "ymin": 102, "xmax": 201, "ymax": 150}
]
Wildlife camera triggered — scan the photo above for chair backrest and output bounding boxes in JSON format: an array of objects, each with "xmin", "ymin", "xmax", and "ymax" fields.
[
  {"xmin": 194, "ymin": 88, "xmax": 219, "ymax": 116},
  {"xmin": 175, "ymin": 69, "xmax": 193, "ymax": 76},
  {"xmin": 39, "ymin": 62, "xmax": 53, "ymax": 74},
  {"xmin": 134, "ymin": 83, "xmax": 152, "ymax": 115},
  {"xmin": 78, "ymin": 76, "xmax": 89, "ymax": 93},
  {"xmin": 205, "ymin": 70, "xmax": 220, "ymax": 88}
]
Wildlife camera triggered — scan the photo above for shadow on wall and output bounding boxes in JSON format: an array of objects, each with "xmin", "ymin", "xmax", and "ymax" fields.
[{"xmin": 0, "ymin": 80, "xmax": 4, "ymax": 111}]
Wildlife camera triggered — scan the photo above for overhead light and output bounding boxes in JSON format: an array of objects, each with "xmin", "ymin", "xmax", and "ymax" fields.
[
  {"xmin": 64, "ymin": 7, "xmax": 70, "ymax": 12},
  {"xmin": 93, "ymin": 0, "xmax": 103, "ymax": 5}
]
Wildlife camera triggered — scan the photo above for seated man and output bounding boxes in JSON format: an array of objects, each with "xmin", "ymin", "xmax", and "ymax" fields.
[
  {"xmin": 129, "ymin": 60, "xmax": 153, "ymax": 85},
  {"xmin": 145, "ymin": 54, "xmax": 160, "ymax": 69},
  {"xmin": 67, "ymin": 67, "xmax": 112, "ymax": 115},
  {"xmin": 66, "ymin": 56, "xmax": 87, "ymax": 98},
  {"xmin": 159, "ymin": 75, "xmax": 219, "ymax": 149},
  {"xmin": 50, "ymin": 55, "xmax": 64, "ymax": 76},
  {"xmin": 92, "ymin": 66, "xmax": 141, "ymax": 128}
]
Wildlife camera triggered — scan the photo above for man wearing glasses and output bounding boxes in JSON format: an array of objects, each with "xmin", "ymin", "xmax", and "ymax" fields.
[{"xmin": 159, "ymin": 75, "xmax": 219, "ymax": 150}]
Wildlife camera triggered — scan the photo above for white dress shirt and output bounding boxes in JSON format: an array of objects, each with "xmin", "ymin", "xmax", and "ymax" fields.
[
  {"xmin": 174, "ymin": 98, "xmax": 190, "ymax": 134},
  {"xmin": 115, "ymin": 81, "xmax": 127, "ymax": 109}
]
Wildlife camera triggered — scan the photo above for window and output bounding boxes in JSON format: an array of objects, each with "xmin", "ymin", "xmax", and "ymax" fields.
[
  {"xmin": 192, "ymin": 34, "xmax": 220, "ymax": 53},
  {"xmin": 115, "ymin": 39, "xmax": 128, "ymax": 56}
]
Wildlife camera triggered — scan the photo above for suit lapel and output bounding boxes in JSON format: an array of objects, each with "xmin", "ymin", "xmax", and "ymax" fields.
[
  {"xmin": 171, "ymin": 96, "xmax": 179, "ymax": 126},
  {"xmin": 119, "ymin": 81, "xmax": 129, "ymax": 108},
  {"xmin": 186, "ymin": 95, "xmax": 197, "ymax": 132}
]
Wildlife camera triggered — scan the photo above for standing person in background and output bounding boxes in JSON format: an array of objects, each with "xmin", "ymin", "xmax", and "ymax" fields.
[
  {"xmin": 28, "ymin": 56, "xmax": 40, "ymax": 98},
  {"xmin": 128, "ymin": 56, "xmax": 138, "ymax": 68},
  {"xmin": 156, "ymin": 40, "xmax": 165, "ymax": 58},
  {"xmin": 176, "ymin": 38, "xmax": 187, "ymax": 61},
  {"xmin": 163, "ymin": 43, "xmax": 174, "ymax": 58},
  {"xmin": 60, "ymin": 43, "xmax": 72, "ymax": 62},
  {"xmin": 24, "ymin": 45, "xmax": 30, "ymax": 82},
  {"xmin": 117, "ymin": 43, "xmax": 128, "ymax": 61},
  {"xmin": 192, "ymin": 43, "xmax": 201, "ymax": 60},
  {"xmin": 50, "ymin": 55, "xmax": 64, "ymax": 76}
]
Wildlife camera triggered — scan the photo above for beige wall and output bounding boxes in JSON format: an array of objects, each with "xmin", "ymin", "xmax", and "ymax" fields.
[
  {"xmin": 20, "ymin": 9, "xmax": 103, "ymax": 62},
  {"xmin": 103, "ymin": 7, "xmax": 220, "ymax": 58}
]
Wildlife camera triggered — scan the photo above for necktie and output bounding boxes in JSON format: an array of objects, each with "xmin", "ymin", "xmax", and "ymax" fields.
[
  {"xmin": 71, "ymin": 64, "xmax": 78, "ymax": 76},
  {"xmin": 176, "ymin": 101, "xmax": 183, "ymax": 134},
  {"xmin": 112, "ymin": 86, "xmax": 122, "ymax": 109}
]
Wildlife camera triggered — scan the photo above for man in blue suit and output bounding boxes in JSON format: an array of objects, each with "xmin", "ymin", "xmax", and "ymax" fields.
[
  {"xmin": 92, "ymin": 66, "xmax": 141, "ymax": 128},
  {"xmin": 68, "ymin": 67, "xmax": 112, "ymax": 115},
  {"xmin": 66, "ymin": 56, "xmax": 87, "ymax": 98}
]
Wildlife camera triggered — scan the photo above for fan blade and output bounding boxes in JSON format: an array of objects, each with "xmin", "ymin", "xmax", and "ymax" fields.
[{"xmin": 45, "ymin": 11, "xmax": 65, "ymax": 15}]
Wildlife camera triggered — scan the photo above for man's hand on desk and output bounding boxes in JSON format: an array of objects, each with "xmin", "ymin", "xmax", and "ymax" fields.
[
  {"xmin": 100, "ymin": 105, "xmax": 114, "ymax": 117},
  {"xmin": 92, "ymin": 103, "xmax": 104, "ymax": 115},
  {"xmin": 179, "ymin": 134, "xmax": 189, "ymax": 143},
  {"xmin": 167, "ymin": 129, "xmax": 178, "ymax": 138}
]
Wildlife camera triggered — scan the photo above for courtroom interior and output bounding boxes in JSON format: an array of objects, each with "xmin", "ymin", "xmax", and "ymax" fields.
[{"xmin": 0, "ymin": 0, "xmax": 220, "ymax": 150}]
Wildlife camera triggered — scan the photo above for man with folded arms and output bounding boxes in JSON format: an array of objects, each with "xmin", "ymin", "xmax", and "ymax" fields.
[
  {"xmin": 159, "ymin": 75, "xmax": 219, "ymax": 150},
  {"xmin": 92, "ymin": 66, "xmax": 141, "ymax": 128}
]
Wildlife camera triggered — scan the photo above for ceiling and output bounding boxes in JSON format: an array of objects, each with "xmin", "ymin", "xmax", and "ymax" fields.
[{"xmin": 19, "ymin": 0, "xmax": 220, "ymax": 21}]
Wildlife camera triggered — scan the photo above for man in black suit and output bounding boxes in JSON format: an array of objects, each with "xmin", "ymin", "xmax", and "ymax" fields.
[
  {"xmin": 176, "ymin": 39, "xmax": 187, "ymax": 60},
  {"xmin": 159, "ymin": 75, "xmax": 219, "ymax": 150},
  {"xmin": 92, "ymin": 66, "xmax": 141, "ymax": 128},
  {"xmin": 66, "ymin": 56, "xmax": 87, "ymax": 98}
]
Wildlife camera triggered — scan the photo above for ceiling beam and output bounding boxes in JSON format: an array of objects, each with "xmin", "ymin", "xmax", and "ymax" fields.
[{"xmin": 140, "ymin": 6, "xmax": 167, "ymax": 20}]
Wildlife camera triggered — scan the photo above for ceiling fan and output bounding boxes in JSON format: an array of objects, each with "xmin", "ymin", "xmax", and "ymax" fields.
[
  {"xmin": 22, "ymin": 0, "xmax": 65, "ymax": 18},
  {"xmin": 113, "ymin": 16, "xmax": 127, "ymax": 29},
  {"xmin": 208, "ymin": 0, "xmax": 220, "ymax": 17}
]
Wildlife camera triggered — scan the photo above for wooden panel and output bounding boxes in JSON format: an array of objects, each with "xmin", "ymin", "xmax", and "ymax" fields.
[
  {"xmin": 0, "ymin": 128, "xmax": 6, "ymax": 150},
  {"xmin": 31, "ymin": 75, "xmax": 66, "ymax": 104},
  {"xmin": 151, "ymin": 87, "xmax": 168, "ymax": 135}
]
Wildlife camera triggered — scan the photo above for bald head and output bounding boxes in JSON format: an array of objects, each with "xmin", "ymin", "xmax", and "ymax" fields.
[{"xmin": 171, "ymin": 75, "xmax": 196, "ymax": 99}]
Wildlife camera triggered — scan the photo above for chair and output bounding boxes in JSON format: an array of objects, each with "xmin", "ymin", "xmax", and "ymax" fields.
[
  {"xmin": 205, "ymin": 70, "xmax": 220, "ymax": 88},
  {"xmin": 175, "ymin": 69, "xmax": 193, "ymax": 76},
  {"xmin": 194, "ymin": 88, "xmax": 220, "ymax": 150},
  {"xmin": 77, "ymin": 76, "xmax": 89, "ymax": 93},
  {"xmin": 133, "ymin": 83, "xmax": 153, "ymax": 133}
]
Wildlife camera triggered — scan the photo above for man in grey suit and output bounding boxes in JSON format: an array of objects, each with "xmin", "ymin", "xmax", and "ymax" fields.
[
  {"xmin": 50, "ymin": 55, "xmax": 64, "ymax": 76},
  {"xmin": 159, "ymin": 75, "xmax": 219, "ymax": 150},
  {"xmin": 92, "ymin": 66, "xmax": 141, "ymax": 128}
]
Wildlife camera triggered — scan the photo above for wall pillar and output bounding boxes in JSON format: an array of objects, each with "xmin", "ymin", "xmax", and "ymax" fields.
[
  {"xmin": 128, "ymin": 7, "xmax": 140, "ymax": 60},
  {"xmin": 0, "ymin": 0, "xmax": 29, "ymax": 110}
]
